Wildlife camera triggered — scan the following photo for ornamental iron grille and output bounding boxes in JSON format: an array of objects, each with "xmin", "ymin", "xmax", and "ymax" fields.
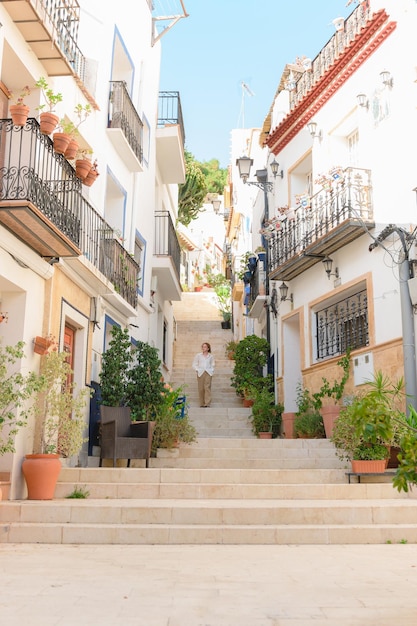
[
  {"xmin": 316, "ymin": 288, "xmax": 368, "ymax": 360},
  {"xmin": 269, "ymin": 167, "xmax": 373, "ymax": 273}
]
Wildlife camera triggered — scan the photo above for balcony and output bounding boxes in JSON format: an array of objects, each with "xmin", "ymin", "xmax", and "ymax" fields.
[
  {"xmin": 156, "ymin": 91, "xmax": 185, "ymax": 184},
  {"xmin": 0, "ymin": 117, "xmax": 139, "ymax": 309},
  {"xmin": 0, "ymin": 0, "xmax": 97, "ymax": 107},
  {"xmin": 153, "ymin": 210, "xmax": 182, "ymax": 301},
  {"xmin": 247, "ymin": 259, "xmax": 267, "ymax": 319},
  {"xmin": 268, "ymin": 168, "xmax": 374, "ymax": 281},
  {"xmin": 287, "ymin": 4, "xmax": 371, "ymax": 112},
  {"xmin": 107, "ymin": 81, "xmax": 144, "ymax": 171}
]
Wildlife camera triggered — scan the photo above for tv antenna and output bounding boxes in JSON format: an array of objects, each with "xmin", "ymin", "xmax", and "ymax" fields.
[{"xmin": 237, "ymin": 81, "xmax": 255, "ymax": 128}]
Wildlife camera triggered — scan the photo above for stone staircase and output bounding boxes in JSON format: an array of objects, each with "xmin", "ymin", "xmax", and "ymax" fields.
[{"xmin": 1, "ymin": 290, "xmax": 416, "ymax": 545}]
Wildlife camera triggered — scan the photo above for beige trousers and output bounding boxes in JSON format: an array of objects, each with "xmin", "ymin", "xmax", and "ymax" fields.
[{"xmin": 197, "ymin": 371, "xmax": 212, "ymax": 406}]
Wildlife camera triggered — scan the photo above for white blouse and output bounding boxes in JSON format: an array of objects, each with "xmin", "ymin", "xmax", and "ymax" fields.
[{"xmin": 192, "ymin": 352, "xmax": 215, "ymax": 377}]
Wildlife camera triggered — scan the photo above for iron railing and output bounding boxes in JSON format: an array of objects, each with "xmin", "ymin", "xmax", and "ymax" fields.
[
  {"xmin": 108, "ymin": 81, "xmax": 144, "ymax": 164},
  {"xmin": 269, "ymin": 167, "xmax": 373, "ymax": 273},
  {"xmin": 158, "ymin": 91, "xmax": 185, "ymax": 147},
  {"xmin": 26, "ymin": 0, "xmax": 87, "ymax": 81},
  {"xmin": 0, "ymin": 118, "xmax": 139, "ymax": 308},
  {"xmin": 316, "ymin": 288, "xmax": 368, "ymax": 359},
  {"xmin": 288, "ymin": 3, "xmax": 371, "ymax": 110},
  {"xmin": 154, "ymin": 210, "xmax": 181, "ymax": 281}
]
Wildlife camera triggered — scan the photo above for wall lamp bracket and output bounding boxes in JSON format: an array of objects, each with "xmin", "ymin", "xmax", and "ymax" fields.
[
  {"xmin": 278, "ymin": 281, "xmax": 293, "ymax": 303},
  {"xmin": 357, "ymin": 93, "xmax": 369, "ymax": 109}
]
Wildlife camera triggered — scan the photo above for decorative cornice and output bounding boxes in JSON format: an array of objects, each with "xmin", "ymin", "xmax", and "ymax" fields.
[{"xmin": 266, "ymin": 10, "xmax": 396, "ymax": 154}]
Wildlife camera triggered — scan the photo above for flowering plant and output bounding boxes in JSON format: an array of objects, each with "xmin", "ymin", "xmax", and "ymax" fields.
[{"xmin": 9, "ymin": 85, "xmax": 31, "ymax": 105}]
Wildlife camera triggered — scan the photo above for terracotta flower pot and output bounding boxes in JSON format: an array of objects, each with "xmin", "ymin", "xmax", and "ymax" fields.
[
  {"xmin": 75, "ymin": 158, "xmax": 93, "ymax": 181},
  {"xmin": 83, "ymin": 168, "xmax": 99, "ymax": 187},
  {"xmin": 64, "ymin": 138, "xmax": 79, "ymax": 160},
  {"xmin": 10, "ymin": 103, "xmax": 30, "ymax": 126},
  {"xmin": 53, "ymin": 132, "xmax": 72, "ymax": 155},
  {"xmin": 258, "ymin": 432, "xmax": 272, "ymax": 439},
  {"xmin": 33, "ymin": 335, "xmax": 54, "ymax": 355},
  {"xmin": 22, "ymin": 454, "xmax": 61, "ymax": 500},
  {"xmin": 282, "ymin": 412, "xmax": 296, "ymax": 439},
  {"xmin": 321, "ymin": 405, "xmax": 341, "ymax": 439},
  {"xmin": 39, "ymin": 112, "xmax": 59, "ymax": 135},
  {"xmin": 351, "ymin": 459, "xmax": 386, "ymax": 474}
]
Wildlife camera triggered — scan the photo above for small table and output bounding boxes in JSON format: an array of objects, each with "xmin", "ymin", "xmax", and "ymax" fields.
[{"xmin": 345, "ymin": 470, "xmax": 396, "ymax": 484}]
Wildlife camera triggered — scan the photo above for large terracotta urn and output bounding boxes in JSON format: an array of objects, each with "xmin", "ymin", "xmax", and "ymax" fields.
[
  {"xmin": 282, "ymin": 412, "xmax": 296, "ymax": 439},
  {"xmin": 321, "ymin": 405, "xmax": 341, "ymax": 439},
  {"xmin": 22, "ymin": 454, "xmax": 61, "ymax": 500}
]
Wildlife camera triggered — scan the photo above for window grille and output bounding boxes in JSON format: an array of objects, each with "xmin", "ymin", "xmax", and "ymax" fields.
[{"xmin": 316, "ymin": 288, "xmax": 368, "ymax": 359}]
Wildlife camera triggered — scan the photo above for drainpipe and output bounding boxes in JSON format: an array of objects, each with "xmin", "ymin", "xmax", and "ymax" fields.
[
  {"xmin": 398, "ymin": 244, "xmax": 417, "ymax": 412},
  {"xmin": 370, "ymin": 225, "xmax": 417, "ymax": 412}
]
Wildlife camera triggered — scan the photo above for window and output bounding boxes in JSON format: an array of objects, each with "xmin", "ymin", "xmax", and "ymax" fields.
[
  {"xmin": 316, "ymin": 289, "xmax": 368, "ymax": 360},
  {"xmin": 134, "ymin": 232, "xmax": 146, "ymax": 296},
  {"xmin": 348, "ymin": 130, "xmax": 359, "ymax": 166}
]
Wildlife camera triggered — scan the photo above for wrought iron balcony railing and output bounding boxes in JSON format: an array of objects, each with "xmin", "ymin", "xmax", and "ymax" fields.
[
  {"xmin": 158, "ymin": 91, "xmax": 185, "ymax": 147},
  {"xmin": 154, "ymin": 210, "xmax": 181, "ymax": 280},
  {"xmin": 288, "ymin": 4, "xmax": 371, "ymax": 110},
  {"xmin": 0, "ymin": 118, "xmax": 139, "ymax": 308},
  {"xmin": 108, "ymin": 81, "xmax": 144, "ymax": 164},
  {"xmin": 268, "ymin": 167, "xmax": 373, "ymax": 276}
]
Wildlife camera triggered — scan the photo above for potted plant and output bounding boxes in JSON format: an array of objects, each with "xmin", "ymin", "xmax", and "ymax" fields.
[
  {"xmin": 99, "ymin": 325, "xmax": 133, "ymax": 408},
  {"xmin": 75, "ymin": 149, "xmax": 94, "ymax": 181},
  {"xmin": 213, "ymin": 279, "xmax": 232, "ymax": 329},
  {"xmin": 293, "ymin": 411, "xmax": 325, "ymax": 439},
  {"xmin": 52, "ymin": 104, "xmax": 93, "ymax": 159},
  {"xmin": 0, "ymin": 340, "xmax": 44, "ymax": 458},
  {"xmin": 8, "ymin": 85, "xmax": 31, "ymax": 126},
  {"xmin": 22, "ymin": 350, "xmax": 91, "ymax": 500},
  {"xmin": 225, "ymin": 339, "xmax": 238, "ymax": 360},
  {"xmin": 311, "ymin": 349, "xmax": 352, "ymax": 438},
  {"xmin": 83, "ymin": 159, "xmax": 99, "ymax": 187},
  {"xmin": 331, "ymin": 371, "xmax": 405, "ymax": 473},
  {"xmin": 231, "ymin": 335, "xmax": 270, "ymax": 398},
  {"xmin": 35, "ymin": 76, "xmax": 63, "ymax": 134},
  {"xmin": 250, "ymin": 388, "xmax": 283, "ymax": 438},
  {"xmin": 150, "ymin": 384, "xmax": 197, "ymax": 454}
]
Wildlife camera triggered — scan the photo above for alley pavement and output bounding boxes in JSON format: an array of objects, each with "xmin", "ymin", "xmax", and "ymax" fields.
[{"xmin": 1, "ymin": 542, "xmax": 417, "ymax": 625}]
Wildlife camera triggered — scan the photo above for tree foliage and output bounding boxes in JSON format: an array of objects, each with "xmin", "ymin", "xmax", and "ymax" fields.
[
  {"xmin": 178, "ymin": 151, "xmax": 207, "ymax": 226},
  {"xmin": 178, "ymin": 151, "xmax": 227, "ymax": 226}
]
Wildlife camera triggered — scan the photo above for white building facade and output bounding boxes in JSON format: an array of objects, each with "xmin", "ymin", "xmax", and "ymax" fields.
[
  {"xmin": 0, "ymin": 0, "xmax": 186, "ymax": 497},
  {"xmin": 259, "ymin": 0, "xmax": 417, "ymax": 413}
]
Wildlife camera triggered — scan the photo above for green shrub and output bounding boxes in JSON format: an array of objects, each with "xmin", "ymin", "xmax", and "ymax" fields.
[{"xmin": 294, "ymin": 411, "xmax": 325, "ymax": 438}]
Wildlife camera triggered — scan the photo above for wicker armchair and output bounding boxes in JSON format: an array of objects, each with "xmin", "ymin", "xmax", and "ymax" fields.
[{"xmin": 99, "ymin": 406, "xmax": 155, "ymax": 468}]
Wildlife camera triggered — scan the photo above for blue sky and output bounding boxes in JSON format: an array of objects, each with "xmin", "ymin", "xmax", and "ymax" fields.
[{"xmin": 159, "ymin": 0, "xmax": 355, "ymax": 168}]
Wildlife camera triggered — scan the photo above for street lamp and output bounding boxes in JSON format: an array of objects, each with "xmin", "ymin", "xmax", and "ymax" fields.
[{"xmin": 236, "ymin": 156, "xmax": 279, "ymax": 377}]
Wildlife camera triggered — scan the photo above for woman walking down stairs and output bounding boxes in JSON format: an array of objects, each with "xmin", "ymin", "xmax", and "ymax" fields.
[{"xmin": 170, "ymin": 291, "xmax": 253, "ymax": 438}]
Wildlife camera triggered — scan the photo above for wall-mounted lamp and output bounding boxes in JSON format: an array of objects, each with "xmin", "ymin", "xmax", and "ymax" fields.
[
  {"xmin": 322, "ymin": 256, "xmax": 339, "ymax": 280},
  {"xmin": 380, "ymin": 70, "xmax": 393, "ymax": 88},
  {"xmin": 211, "ymin": 198, "xmax": 222, "ymax": 214},
  {"xmin": 279, "ymin": 281, "xmax": 293, "ymax": 303},
  {"xmin": 270, "ymin": 158, "xmax": 284, "ymax": 180},
  {"xmin": 356, "ymin": 93, "xmax": 369, "ymax": 109},
  {"xmin": 210, "ymin": 196, "xmax": 229, "ymax": 219},
  {"xmin": 236, "ymin": 156, "xmax": 276, "ymax": 192},
  {"xmin": 307, "ymin": 121, "xmax": 322, "ymax": 140}
]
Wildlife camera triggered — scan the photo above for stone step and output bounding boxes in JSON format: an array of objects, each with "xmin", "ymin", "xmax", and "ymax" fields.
[{"xmin": 1, "ymin": 496, "xmax": 415, "ymax": 545}]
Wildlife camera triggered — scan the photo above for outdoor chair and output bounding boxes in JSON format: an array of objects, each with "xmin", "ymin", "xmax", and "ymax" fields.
[{"xmin": 99, "ymin": 406, "xmax": 155, "ymax": 468}]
